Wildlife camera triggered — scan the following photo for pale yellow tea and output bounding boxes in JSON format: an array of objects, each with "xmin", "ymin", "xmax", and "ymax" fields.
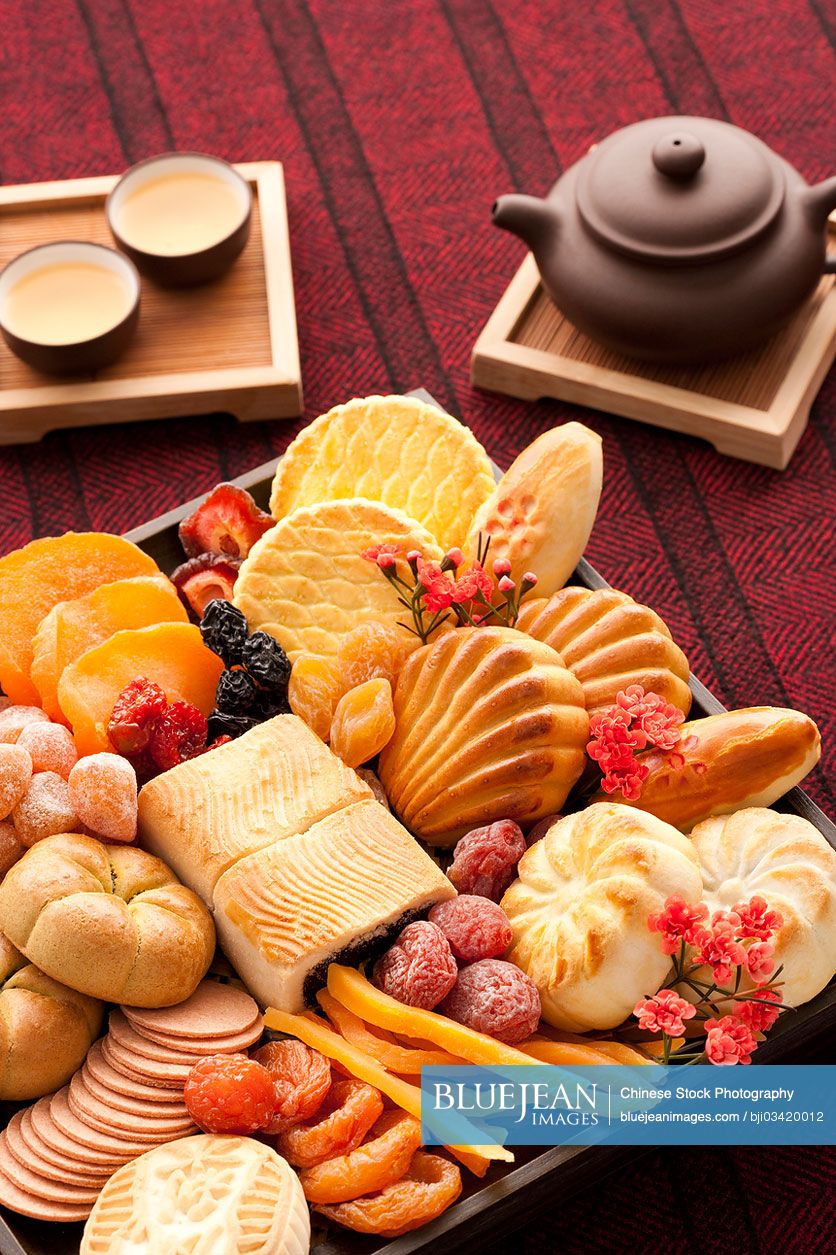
[
  {"xmin": 116, "ymin": 172, "xmax": 245, "ymax": 255},
  {"xmin": 3, "ymin": 263, "xmax": 134, "ymax": 345}
]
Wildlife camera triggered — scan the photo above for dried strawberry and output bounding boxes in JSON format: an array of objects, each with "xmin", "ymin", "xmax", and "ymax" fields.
[
  {"xmin": 428, "ymin": 896, "xmax": 513, "ymax": 963},
  {"xmin": 148, "ymin": 700, "xmax": 209, "ymax": 771},
  {"xmin": 179, "ymin": 483, "xmax": 273, "ymax": 560},
  {"xmin": 107, "ymin": 677, "xmax": 168, "ymax": 755},
  {"xmin": 184, "ymin": 1054, "xmax": 276, "ymax": 1134},
  {"xmin": 440, "ymin": 958, "xmax": 540, "ymax": 1044},
  {"xmin": 447, "ymin": 820, "xmax": 526, "ymax": 901},
  {"xmin": 171, "ymin": 553, "xmax": 242, "ymax": 617},
  {"xmin": 373, "ymin": 921, "xmax": 457, "ymax": 1010}
]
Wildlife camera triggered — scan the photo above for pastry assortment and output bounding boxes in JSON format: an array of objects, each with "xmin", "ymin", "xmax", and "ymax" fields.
[{"xmin": 0, "ymin": 392, "xmax": 829, "ymax": 1251}]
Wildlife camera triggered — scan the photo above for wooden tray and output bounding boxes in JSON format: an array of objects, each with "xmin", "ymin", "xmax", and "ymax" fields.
[
  {"xmin": 0, "ymin": 162, "xmax": 302, "ymax": 442},
  {"xmin": 471, "ymin": 220, "xmax": 836, "ymax": 470},
  {"xmin": 0, "ymin": 389, "xmax": 834, "ymax": 1255}
]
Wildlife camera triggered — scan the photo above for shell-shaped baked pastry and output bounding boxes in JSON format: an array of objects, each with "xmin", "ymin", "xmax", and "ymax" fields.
[
  {"xmin": 690, "ymin": 808, "xmax": 836, "ymax": 1007},
  {"xmin": 501, "ymin": 803, "xmax": 703, "ymax": 1031},
  {"xmin": 516, "ymin": 586, "xmax": 691, "ymax": 716},
  {"xmin": 377, "ymin": 627, "xmax": 589, "ymax": 846}
]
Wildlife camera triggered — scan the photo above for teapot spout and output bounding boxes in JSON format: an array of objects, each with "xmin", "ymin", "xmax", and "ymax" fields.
[
  {"xmin": 802, "ymin": 175, "xmax": 836, "ymax": 227},
  {"xmin": 492, "ymin": 194, "xmax": 559, "ymax": 253}
]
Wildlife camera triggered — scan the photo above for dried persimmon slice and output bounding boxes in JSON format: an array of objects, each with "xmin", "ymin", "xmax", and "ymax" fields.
[
  {"xmin": 315, "ymin": 1150, "xmax": 462, "ymax": 1236},
  {"xmin": 276, "ymin": 1077, "xmax": 383, "ymax": 1169},
  {"xmin": 299, "ymin": 1109, "xmax": 421, "ymax": 1204}
]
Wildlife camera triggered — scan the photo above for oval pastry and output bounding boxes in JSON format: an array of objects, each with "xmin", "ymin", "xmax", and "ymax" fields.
[
  {"xmin": 501, "ymin": 803, "xmax": 703, "ymax": 1031},
  {"xmin": 377, "ymin": 627, "xmax": 589, "ymax": 846},
  {"xmin": 690, "ymin": 808, "xmax": 836, "ymax": 1007},
  {"xmin": 516, "ymin": 586, "xmax": 691, "ymax": 716}
]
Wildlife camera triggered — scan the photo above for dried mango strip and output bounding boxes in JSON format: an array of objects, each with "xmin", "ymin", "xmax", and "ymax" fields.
[{"xmin": 316, "ymin": 990, "xmax": 467, "ymax": 1073}]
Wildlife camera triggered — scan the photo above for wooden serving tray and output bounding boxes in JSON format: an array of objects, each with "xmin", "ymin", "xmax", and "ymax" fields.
[
  {"xmin": 472, "ymin": 220, "xmax": 836, "ymax": 470},
  {"xmin": 0, "ymin": 162, "xmax": 302, "ymax": 442},
  {"xmin": 0, "ymin": 390, "xmax": 833, "ymax": 1255}
]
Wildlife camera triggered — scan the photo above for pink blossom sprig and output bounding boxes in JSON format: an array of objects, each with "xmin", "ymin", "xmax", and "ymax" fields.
[{"xmin": 586, "ymin": 685, "xmax": 687, "ymax": 800}]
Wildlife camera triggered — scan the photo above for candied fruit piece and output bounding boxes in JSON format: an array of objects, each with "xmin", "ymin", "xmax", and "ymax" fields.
[
  {"xmin": 251, "ymin": 1039, "xmax": 331, "ymax": 1134},
  {"xmin": 439, "ymin": 958, "xmax": 541, "ymax": 1045},
  {"xmin": 0, "ymin": 745, "xmax": 33, "ymax": 820},
  {"xmin": 429, "ymin": 896, "xmax": 513, "ymax": 963},
  {"xmin": 107, "ymin": 677, "xmax": 168, "ymax": 755},
  {"xmin": 148, "ymin": 701, "xmax": 209, "ymax": 771},
  {"xmin": 200, "ymin": 600, "xmax": 249, "ymax": 666},
  {"xmin": 179, "ymin": 483, "xmax": 273, "ymax": 560},
  {"xmin": 184, "ymin": 1054, "xmax": 276, "ymax": 1134},
  {"xmin": 373, "ymin": 921, "xmax": 457, "ymax": 1011},
  {"xmin": 12, "ymin": 771, "xmax": 78, "ymax": 847},
  {"xmin": 0, "ymin": 706, "xmax": 50, "ymax": 746},
  {"xmin": 68, "ymin": 753, "xmax": 138, "ymax": 843},
  {"xmin": 0, "ymin": 820, "xmax": 22, "ymax": 877},
  {"xmin": 242, "ymin": 631, "xmax": 291, "ymax": 692},
  {"xmin": 337, "ymin": 621, "xmax": 415, "ymax": 692},
  {"xmin": 277, "ymin": 1078, "xmax": 384, "ymax": 1169},
  {"xmin": 315, "ymin": 1150, "xmax": 462, "ymax": 1237},
  {"xmin": 300, "ymin": 1109, "xmax": 422, "ymax": 1205},
  {"xmin": 288, "ymin": 654, "xmax": 344, "ymax": 741},
  {"xmin": 447, "ymin": 820, "xmax": 526, "ymax": 901},
  {"xmin": 171, "ymin": 553, "xmax": 242, "ymax": 617},
  {"xmin": 16, "ymin": 722, "xmax": 78, "ymax": 779},
  {"xmin": 208, "ymin": 710, "xmax": 259, "ymax": 741},
  {"xmin": 330, "ymin": 678, "xmax": 395, "ymax": 769}
]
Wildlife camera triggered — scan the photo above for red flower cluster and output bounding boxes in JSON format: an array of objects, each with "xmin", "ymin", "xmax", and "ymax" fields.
[
  {"xmin": 633, "ymin": 989, "xmax": 697, "ymax": 1037},
  {"xmin": 704, "ymin": 1016, "xmax": 758, "ymax": 1066},
  {"xmin": 587, "ymin": 685, "xmax": 685, "ymax": 800},
  {"xmin": 647, "ymin": 895, "xmax": 708, "ymax": 955}
]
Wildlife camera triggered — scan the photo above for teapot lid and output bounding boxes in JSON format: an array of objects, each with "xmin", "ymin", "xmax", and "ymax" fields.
[{"xmin": 575, "ymin": 116, "xmax": 785, "ymax": 263}]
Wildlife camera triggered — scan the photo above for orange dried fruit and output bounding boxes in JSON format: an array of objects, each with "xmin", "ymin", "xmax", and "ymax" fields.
[
  {"xmin": 288, "ymin": 654, "xmax": 343, "ymax": 741},
  {"xmin": 337, "ymin": 621, "xmax": 415, "ymax": 691},
  {"xmin": 0, "ymin": 534, "xmax": 160, "ymax": 706},
  {"xmin": 251, "ymin": 1039, "xmax": 331, "ymax": 1133},
  {"xmin": 12, "ymin": 771, "xmax": 78, "ymax": 847},
  {"xmin": 300, "ymin": 1108, "xmax": 422, "ymax": 1204},
  {"xmin": 329, "ymin": 678, "xmax": 395, "ymax": 769},
  {"xmin": 30, "ymin": 574, "xmax": 185, "ymax": 722},
  {"xmin": 57, "ymin": 623, "xmax": 224, "ymax": 756},
  {"xmin": 15, "ymin": 723, "xmax": 78, "ymax": 779},
  {"xmin": 316, "ymin": 990, "xmax": 464, "ymax": 1072},
  {"xmin": 314, "ymin": 1149, "xmax": 462, "ymax": 1236},
  {"xmin": 276, "ymin": 1077, "xmax": 384, "ymax": 1169}
]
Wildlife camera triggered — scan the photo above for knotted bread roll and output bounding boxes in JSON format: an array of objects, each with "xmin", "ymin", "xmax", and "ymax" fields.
[
  {"xmin": 690, "ymin": 808, "xmax": 836, "ymax": 1007},
  {"xmin": 502, "ymin": 803, "xmax": 702, "ymax": 1031},
  {"xmin": 0, "ymin": 833, "xmax": 215, "ymax": 1007}
]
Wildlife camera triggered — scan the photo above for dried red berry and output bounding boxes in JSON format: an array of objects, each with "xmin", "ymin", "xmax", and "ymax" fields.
[
  {"xmin": 171, "ymin": 553, "xmax": 242, "ymax": 617},
  {"xmin": 184, "ymin": 1054, "xmax": 276, "ymax": 1134},
  {"xmin": 373, "ymin": 921, "xmax": 457, "ymax": 1010},
  {"xmin": 107, "ymin": 677, "xmax": 167, "ymax": 755},
  {"xmin": 148, "ymin": 700, "xmax": 209, "ymax": 771},
  {"xmin": 440, "ymin": 959, "xmax": 540, "ymax": 1044},
  {"xmin": 428, "ymin": 896, "xmax": 512, "ymax": 963},
  {"xmin": 447, "ymin": 820, "xmax": 526, "ymax": 901},
  {"xmin": 179, "ymin": 483, "xmax": 273, "ymax": 560}
]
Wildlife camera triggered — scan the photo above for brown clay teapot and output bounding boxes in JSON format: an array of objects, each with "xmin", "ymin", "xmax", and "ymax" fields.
[{"xmin": 493, "ymin": 115, "xmax": 836, "ymax": 364}]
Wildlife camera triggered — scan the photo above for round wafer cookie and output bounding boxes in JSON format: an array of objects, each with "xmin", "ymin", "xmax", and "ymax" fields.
[
  {"xmin": 50, "ymin": 1089, "xmax": 167, "ymax": 1158},
  {"xmin": 108, "ymin": 1011, "xmax": 207, "ymax": 1065},
  {"xmin": 69, "ymin": 1073, "xmax": 194, "ymax": 1134},
  {"xmin": 18, "ymin": 1109, "xmax": 117, "ymax": 1183},
  {"xmin": 0, "ymin": 1135, "xmax": 101, "ymax": 1205},
  {"xmin": 0, "ymin": 1161, "xmax": 91, "ymax": 1223},
  {"xmin": 233, "ymin": 498, "xmax": 444, "ymax": 658},
  {"xmin": 84, "ymin": 1041, "xmax": 185, "ymax": 1102},
  {"xmin": 102, "ymin": 1035, "xmax": 192, "ymax": 1086},
  {"xmin": 268, "ymin": 394, "xmax": 497, "ymax": 552},
  {"xmin": 29, "ymin": 1097, "xmax": 126, "ymax": 1169},
  {"xmin": 80, "ymin": 1065, "xmax": 190, "ymax": 1118},
  {"xmin": 122, "ymin": 980, "xmax": 260, "ymax": 1040},
  {"xmin": 5, "ymin": 1112, "xmax": 111, "ymax": 1190}
]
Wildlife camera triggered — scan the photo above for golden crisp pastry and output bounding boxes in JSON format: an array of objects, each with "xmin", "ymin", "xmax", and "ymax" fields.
[
  {"xmin": 0, "ymin": 934, "xmax": 103, "ymax": 1101},
  {"xmin": 594, "ymin": 707, "xmax": 821, "ymax": 831},
  {"xmin": 377, "ymin": 626, "xmax": 589, "ymax": 846},
  {"xmin": 233, "ymin": 498, "xmax": 442, "ymax": 658},
  {"xmin": 465, "ymin": 423, "xmax": 602, "ymax": 597},
  {"xmin": 268, "ymin": 394, "xmax": 497, "ymax": 552},
  {"xmin": 517, "ymin": 585, "xmax": 691, "ymax": 716},
  {"xmin": 81, "ymin": 1134, "xmax": 310, "ymax": 1255},
  {"xmin": 690, "ymin": 808, "xmax": 836, "ymax": 1008},
  {"xmin": 501, "ymin": 803, "xmax": 703, "ymax": 1031},
  {"xmin": 0, "ymin": 834, "xmax": 215, "ymax": 1007}
]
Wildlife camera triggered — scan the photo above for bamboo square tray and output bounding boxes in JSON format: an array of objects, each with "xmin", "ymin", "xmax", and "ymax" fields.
[
  {"xmin": 0, "ymin": 162, "xmax": 302, "ymax": 442},
  {"xmin": 471, "ymin": 221, "xmax": 836, "ymax": 470}
]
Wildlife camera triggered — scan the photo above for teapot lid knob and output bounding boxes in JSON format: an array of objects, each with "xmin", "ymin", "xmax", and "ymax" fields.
[{"xmin": 652, "ymin": 132, "xmax": 705, "ymax": 179}]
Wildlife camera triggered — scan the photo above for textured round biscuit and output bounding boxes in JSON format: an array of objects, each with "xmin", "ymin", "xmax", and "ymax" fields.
[
  {"xmin": 50, "ymin": 1089, "xmax": 167, "ymax": 1157},
  {"xmin": 121, "ymin": 979, "xmax": 259, "ymax": 1040},
  {"xmin": 30, "ymin": 1096, "xmax": 127, "ymax": 1168},
  {"xmin": 80, "ymin": 1065, "xmax": 189, "ymax": 1117},
  {"xmin": 5, "ymin": 1112, "xmax": 110, "ymax": 1190},
  {"xmin": 0, "ymin": 1160, "xmax": 92, "ymax": 1222},
  {"xmin": 102, "ymin": 1035, "xmax": 192, "ymax": 1086},
  {"xmin": 233, "ymin": 498, "xmax": 444, "ymax": 658},
  {"xmin": 20, "ymin": 1106, "xmax": 120, "ymax": 1180},
  {"xmin": 84, "ymin": 1042, "xmax": 185, "ymax": 1101},
  {"xmin": 68, "ymin": 1074, "xmax": 194, "ymax": 1135},
  {"xmin": 0, "ymin": 1135, "xmax": 102, "ymax": 1205},
  {"xmin": 108, "ymin": 1010, "xmax": 206, "ymax": 1065},
  {"xmin": 269, "ymin": 394, "xmax": 496, "ymax": 553}
]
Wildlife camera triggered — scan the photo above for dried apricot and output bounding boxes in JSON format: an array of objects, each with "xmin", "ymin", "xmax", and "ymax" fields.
[
  {"xmin": 329, "ymin": 678, "xmax": 395, "ymax": 768},
  {"xmin": 288, "ymin": 654, "xmax": 343, "ymax": 741},
  {"xmin": 276, "ymin": 1077, "xmax": 383, "ymax": 1169},
  {"xmin": 337, "ymin": 621, "xmax": 415, "ymax": 691},
  {"xmin": 184, "ymin": 1054, "xmax": 276, "ymax": 1134},
  {"xmin": 315, "ymin": 1150, "xmax": 462, "ymax": 1236},
  {"xmin": 251, "ymin": 1039, "xmax": 331, "ymax": 1133},
  {"xmin": 300, "ymin": 1108, "xmax": 421, "ymax": 1204}
]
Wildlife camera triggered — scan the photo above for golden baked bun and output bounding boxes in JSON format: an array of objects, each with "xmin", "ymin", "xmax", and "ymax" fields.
[
  {"xmin": 269, "ymin": 394, "xmax": 496, "ymax": 552},
  {"xmin": 0, "ymin": 933, "xmax": 103, "ymax": 1101},
  {"xmin": 377, "ymin": 627, "xmax": 589, "ymax": 846},
  {"xmin": 516, "ymin": 586, "xmax": 691, "ymax": 716},
  {"xmin": 593, "ymin": 707, "xmax": 821, "ymax": 831},
  {"xmin": 465, "ymin": 423, "xmax": 602, "ymax": 597},
  {"xmin": 0, "ymin": 833, "xmax": 215, "ymax": 1007},
  {"xmin": 502, "ymin": 803, "xmax": 703, "ymax": 1030},
  {"xmin": 690, "ymin": 808, "xmax": 836, "ymax": 1007}
]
